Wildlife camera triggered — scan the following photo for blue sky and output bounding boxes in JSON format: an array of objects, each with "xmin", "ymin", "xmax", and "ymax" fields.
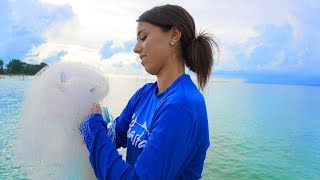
[{"xmin": 1, "ymin": 0, "xmax": 319, "ymax": 83}]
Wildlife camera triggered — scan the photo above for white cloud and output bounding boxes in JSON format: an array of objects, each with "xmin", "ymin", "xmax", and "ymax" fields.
[
  {"xmin": 101, "ymin": 51, "xmax": 141, "ymax": 75},
  {"xmin": 25, "ymin": 16, "xmax": 103, "ymax": 63},
  {"xmin": 27, "ymin": 0, "xmax": 145, "ymax": 67},
  {"xmin": 4, "ymin": 0, "xmax": 318, "ymax": 76},
  {"xmin": 214, "ymin": 46, "xmax": 243, "ymax": 71}
]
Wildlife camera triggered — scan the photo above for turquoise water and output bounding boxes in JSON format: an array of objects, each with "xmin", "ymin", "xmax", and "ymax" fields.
[
  {"xmin": 1, "ymin": 76, "xmax": 320, "ymax": 179},
  {"xmin": 203, "ymin": 82, "xmax": 320, "ymax": 179},
  {"xmin": 0, "ymin": 77, "xmax": 29, "ymax": 178}
]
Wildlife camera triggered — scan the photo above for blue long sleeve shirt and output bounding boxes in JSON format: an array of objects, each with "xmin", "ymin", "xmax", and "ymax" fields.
[{"xmin": 80, "ymin": 74, "xmax": 210, "ymax": 179}]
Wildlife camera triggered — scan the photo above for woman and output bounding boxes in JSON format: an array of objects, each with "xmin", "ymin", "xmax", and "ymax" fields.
[{"xmin": 80, "ymin": 4, "xmax": 218, "ymax": 179}]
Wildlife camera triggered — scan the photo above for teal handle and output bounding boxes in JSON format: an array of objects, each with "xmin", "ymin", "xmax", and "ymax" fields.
[{"xmin": 102, "ymin": 106, "xmax": 111, "ymax": 123}]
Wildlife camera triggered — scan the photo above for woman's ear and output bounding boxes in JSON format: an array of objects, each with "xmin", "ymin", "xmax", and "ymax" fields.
[{"xmin": 170, "ymin": 26, "xmax": 181, "ymax": 46}]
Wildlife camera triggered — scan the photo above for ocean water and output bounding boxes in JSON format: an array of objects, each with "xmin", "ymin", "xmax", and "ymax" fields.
[
  {"xmin": 202, "ymin": 81, "xmax": 320, "ymax": 179},
  {"xmin": 1, "ymin": 76, "xmax": 320, "ymax": 179}
]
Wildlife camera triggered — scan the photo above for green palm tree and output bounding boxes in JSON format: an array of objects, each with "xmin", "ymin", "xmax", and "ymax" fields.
[
  {"xmin": 0, "ymin": 59, "xmax": 3, "ymax": 70},
  {"xmin": 0, "ymin": 60, "xmax": 4, "ymax": 71}
]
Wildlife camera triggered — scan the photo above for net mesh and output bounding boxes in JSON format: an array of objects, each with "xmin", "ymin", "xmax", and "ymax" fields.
[{"xmin": 15, "ymin": 61, "xmax": 110, "ymax": 179}]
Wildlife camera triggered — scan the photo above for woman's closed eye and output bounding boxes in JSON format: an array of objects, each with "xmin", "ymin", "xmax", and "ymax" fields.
[{"xmin": 140, "ymin": 35, "xmax": 147, "ymax": 41}]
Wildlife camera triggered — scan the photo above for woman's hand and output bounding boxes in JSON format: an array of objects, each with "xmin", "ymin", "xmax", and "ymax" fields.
[
  {"xmin": 81, "ymin": 104, "xmax": 102, "ymax": 146},
  {"xmin": 91, "ymin": 103, "xmax": 102, "ymax": 115}
]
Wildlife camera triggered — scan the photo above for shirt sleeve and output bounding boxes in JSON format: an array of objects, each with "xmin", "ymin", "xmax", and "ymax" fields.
[{"xmin": 80, "ymin": 104, "xmax": 199, "ymax": 179}]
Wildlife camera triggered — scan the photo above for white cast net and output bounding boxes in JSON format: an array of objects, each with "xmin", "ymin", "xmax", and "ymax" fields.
[{"xmin": 15, "ymin": 61, "xmax": 109, "ymax": 179}]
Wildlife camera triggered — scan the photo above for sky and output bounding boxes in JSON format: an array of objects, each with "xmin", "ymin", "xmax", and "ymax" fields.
[{"xmin": 1, "ymin": 0, "xmax": 319, "ymax": 81}]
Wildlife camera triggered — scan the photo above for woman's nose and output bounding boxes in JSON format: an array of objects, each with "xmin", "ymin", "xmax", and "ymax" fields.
[{"xmin": 133, "ymin": 42, "xmax": 141, "ymax": 54}]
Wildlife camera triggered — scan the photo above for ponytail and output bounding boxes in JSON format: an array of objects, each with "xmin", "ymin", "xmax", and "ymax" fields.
[{"xmin": 185, "ymin": 31, "xmax": 218, "ymax": 90}]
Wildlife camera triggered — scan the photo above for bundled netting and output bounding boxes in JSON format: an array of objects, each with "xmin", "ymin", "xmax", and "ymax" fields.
[{"xmin": 15, "ymin": 61, "xmax": 109, "ymax": 179}]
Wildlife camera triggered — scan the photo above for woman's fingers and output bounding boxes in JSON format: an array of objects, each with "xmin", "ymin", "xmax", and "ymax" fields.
[{"xmin": 91, "ymin": 103, "xmax": 102, "ymax": 114}]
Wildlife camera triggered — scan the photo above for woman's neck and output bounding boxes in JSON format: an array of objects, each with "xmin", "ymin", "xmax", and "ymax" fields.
[{"xmin": 156, "ymin": 58, "xmax": 185, "ymax": 95}]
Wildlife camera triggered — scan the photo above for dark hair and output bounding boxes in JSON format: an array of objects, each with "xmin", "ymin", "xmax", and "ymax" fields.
[{"xmin": 137, "ymin": 4, "xmax": 219, "ymax": 90}]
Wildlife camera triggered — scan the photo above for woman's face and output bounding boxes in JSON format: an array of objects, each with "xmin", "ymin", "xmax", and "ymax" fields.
[{"xmin": 133, "ymin": 22, "xmax": 173, "ymax": 75}]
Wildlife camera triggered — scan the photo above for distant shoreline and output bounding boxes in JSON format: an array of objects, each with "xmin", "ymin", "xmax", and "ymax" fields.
[
  {"xmin": 0, "ymin": 74, "xmax": 246, "ymax": 83},
  {"xmin": 0, "ymin": 74, "xmax": 34, "ymax": 79},
  {"xmin": 210, "ymin": 77, "xmax": 246, "ymax": 83},
  {"xmin": 106, "ymin": 74, "xmax": 246, "ymax": 83},
  {"xmin": 2, "ymin": 73, "xmax": 319, "ymax": 86},
  {"xmin": 0, "ymin": 74, "xmax": 33, "ymax": 77}
]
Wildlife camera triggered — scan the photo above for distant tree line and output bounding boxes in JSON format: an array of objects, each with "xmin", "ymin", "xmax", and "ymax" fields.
[{"xmin": 0, "ymin": 59, "xmax": 47, "ymax": 75}]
